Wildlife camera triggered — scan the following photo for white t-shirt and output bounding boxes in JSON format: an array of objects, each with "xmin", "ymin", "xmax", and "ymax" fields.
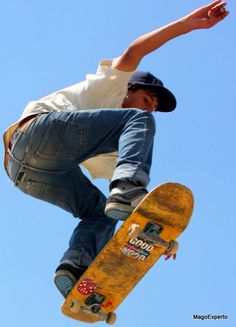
[{"xmin": 4, "ymin": 59, "xmax": 134, "ymax": 179}]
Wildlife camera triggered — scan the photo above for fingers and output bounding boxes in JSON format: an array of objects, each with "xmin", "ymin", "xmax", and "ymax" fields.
[
  {"xmin": 207, "ymin": 0, "xmax": 226, "ymax": 12},
  {"xmin": 207, "ymin": 0, "xmax": 222, "ymax": 10},
  {"xmin": 211, "ymin": 1, "xmax": 227, "ymax": 12},
  {"xmin": 208, "ymin": 1, "xmax": 229, "ymax": 19}
]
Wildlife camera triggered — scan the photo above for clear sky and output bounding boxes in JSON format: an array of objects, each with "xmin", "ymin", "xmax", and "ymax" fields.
[{"xmin": 1, "ymin": 1, "xmax": 235, "ymax": 326}]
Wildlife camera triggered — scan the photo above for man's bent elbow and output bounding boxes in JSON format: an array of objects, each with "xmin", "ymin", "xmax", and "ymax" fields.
[{"xmin": 112, "ymin": 46, "xmax": 143, "ymax": 72}]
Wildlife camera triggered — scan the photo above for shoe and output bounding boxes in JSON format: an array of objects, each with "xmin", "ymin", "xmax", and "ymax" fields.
[
  {"xmin": 54, "ymin": 263, "xmax": 87, "ymax": 298},
  {"xmin": 105, "ymin": 182, "xmax": 148, "ymax": 221}
]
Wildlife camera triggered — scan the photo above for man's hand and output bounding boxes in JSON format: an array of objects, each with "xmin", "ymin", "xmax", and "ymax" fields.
[
  {"xmin": 112, "ymin": 0, "xmax": 229, "ymax": 72},
  {"xmin": 183, "ymin": 0, "xmax": 229, "ymax": 31}
]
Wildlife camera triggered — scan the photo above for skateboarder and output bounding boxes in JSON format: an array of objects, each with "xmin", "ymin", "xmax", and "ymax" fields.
[{"xmin": 3, "ymin": 1, "xmax": 228, "ymax": 298}]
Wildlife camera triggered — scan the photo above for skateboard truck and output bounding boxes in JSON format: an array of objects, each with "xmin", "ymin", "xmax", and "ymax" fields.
[
  {"xmin": 69, "ymin": 296, "xmax": 117, "ymax": 325},
  {"xmin": 128, "ymin": 222, "xmax": 179, "ymax": 259}
]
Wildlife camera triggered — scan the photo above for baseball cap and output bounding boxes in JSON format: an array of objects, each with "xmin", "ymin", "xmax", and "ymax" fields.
[{"xmin": 128, "ymin": 71, "xmax": 176, "ymax": 112}]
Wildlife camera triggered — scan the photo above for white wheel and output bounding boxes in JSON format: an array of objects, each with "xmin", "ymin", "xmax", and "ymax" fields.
[
  {"xmin": 128, "ymin": 224, "xmax": 140, "ymax": 239},
  {"xmin": 70, "ymin": 299, "xmax": 81, "ymax": 313},
  {"xmin": 106, "ymin": 312, "xmax": 117, "ymax": 325}
]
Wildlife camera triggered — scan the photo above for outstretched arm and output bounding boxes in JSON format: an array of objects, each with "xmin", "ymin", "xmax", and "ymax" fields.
[{"xmin": 112, "ymin": 0, "xmax": 229, "ymax": 71}]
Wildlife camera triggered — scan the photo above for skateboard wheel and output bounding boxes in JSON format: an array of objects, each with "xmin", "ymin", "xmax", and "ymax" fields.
[
  {"xmin": 128, "ymin": 224, "xmax": 140, "ymax": 239},
  {"xmin": 167, "ymin": 240, "xmax": 179, "ymax": 255},
  {"xmin": 106, "ymin": 312, "xmax": 117, "ymax": 325},
  {"xmin": 70, "ymin": 300, "xmax": 81, "ymax": 313}
]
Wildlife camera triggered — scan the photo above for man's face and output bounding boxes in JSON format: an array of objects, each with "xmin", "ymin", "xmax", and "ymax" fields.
[{"xmin": 122, "ymin": 88, "xmax": 158, "ymax": 113}]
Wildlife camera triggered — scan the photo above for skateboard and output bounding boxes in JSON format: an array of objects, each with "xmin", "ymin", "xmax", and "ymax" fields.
[{"xmin": 61, "ymin": 182, "xmax": 194, "ymax": 324}]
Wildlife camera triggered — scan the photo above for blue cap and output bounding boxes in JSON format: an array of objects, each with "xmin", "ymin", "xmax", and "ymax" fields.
[{"xmin": 128, "ymin": 71, "xmax": 176, "ymax": 112}]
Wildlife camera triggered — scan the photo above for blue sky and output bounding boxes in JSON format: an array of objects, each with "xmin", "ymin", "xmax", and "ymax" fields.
[{"xmin": 1, "ymin": 1, "xmax": 235, "ymax": 326}]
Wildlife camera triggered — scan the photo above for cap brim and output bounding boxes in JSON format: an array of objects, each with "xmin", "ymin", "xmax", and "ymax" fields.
[
  {"xmin": 154, "ymin": 86, "xmax": 177, "ymax": 112},
  {"xmin": 132, "ymin": 83, "xmax": 177, "ymax": 112}
]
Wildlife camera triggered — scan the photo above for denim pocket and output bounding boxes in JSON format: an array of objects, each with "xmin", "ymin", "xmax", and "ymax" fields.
[{"xmin": 35, "ymin": 119, "xmax": 87, "ymax": 160}]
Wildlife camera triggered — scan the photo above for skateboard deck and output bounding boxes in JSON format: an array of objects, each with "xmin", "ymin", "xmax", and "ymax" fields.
[{"xmin": 61, "ymin": 182, "xmax": 194, "ymax": 324}]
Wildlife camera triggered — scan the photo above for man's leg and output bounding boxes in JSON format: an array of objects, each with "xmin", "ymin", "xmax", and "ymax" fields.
[
  {"xmin": 8, "ymin": 142, "xmax": 117, "ymax": 297},
  {"xmin": 53, "ymin": 166, "xmax": 117, "ymax": 298},
  {"xmin": 9, "ymin": 107, "xmax": 156, "ymax": 248},
  {"xmin": 22, "ymin": 109, "xmax": 155, "ymax": 182},
  {"xmin": 7, "ymin": 108, "xmax": 155, "ymax": 296},
  {"xmin": 60, "ymin": 166, "xmax": 117, "ymax": 265},
  {"xmin": 104, "ymin": 109, "xmax": 155, "ymax": 220}
]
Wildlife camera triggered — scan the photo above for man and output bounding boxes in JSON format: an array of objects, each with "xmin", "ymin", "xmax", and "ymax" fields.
[{"xmin": 3, "ymin": 1, "xmax": 228, "ymax": 298}]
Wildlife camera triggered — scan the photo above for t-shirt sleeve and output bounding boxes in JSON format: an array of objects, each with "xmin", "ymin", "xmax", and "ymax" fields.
[{"xmin": 79, "ymin": 59, "xmax": 134, "ymax": 108}]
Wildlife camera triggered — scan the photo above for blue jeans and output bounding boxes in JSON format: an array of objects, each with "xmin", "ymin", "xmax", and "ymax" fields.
[{"xmin": 7, "ymin": 109, "xmax": 156, "ymax": 266}]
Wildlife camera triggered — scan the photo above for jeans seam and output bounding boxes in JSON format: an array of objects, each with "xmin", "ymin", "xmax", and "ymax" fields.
[{"xmin": 141, "ymin": 115, "xmax": 147, "ymax": 164}]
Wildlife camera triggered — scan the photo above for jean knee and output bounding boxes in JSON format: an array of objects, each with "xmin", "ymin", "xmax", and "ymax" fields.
[
  {"xmin": 146, "ymin": 111, "xmax": 156, "ymax": 135},
  {"xmin": 133, "ymin": 109, "xmax": 156, "ymax": 136}
]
